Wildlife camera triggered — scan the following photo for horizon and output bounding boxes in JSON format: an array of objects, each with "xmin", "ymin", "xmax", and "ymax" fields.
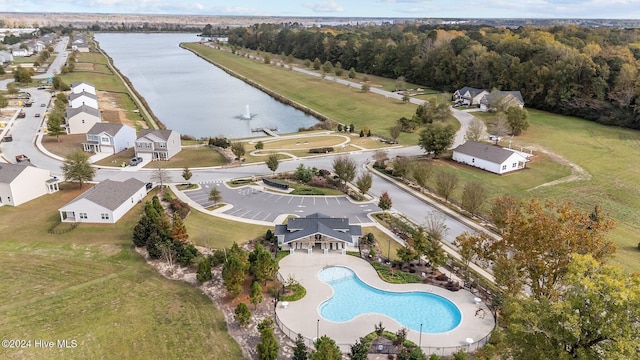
[{"xmin": 2, "ymin": 1, "xmax": 640, "ymax": 20}]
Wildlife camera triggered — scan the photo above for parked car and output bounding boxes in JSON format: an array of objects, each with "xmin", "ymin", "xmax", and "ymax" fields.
[
  {"xmin": 129, "ymin": 157, "xmax": 143, "ymax": 166},
  {"xmin": 35, "ymin": 113, "xmax": 41, "ymax": 118},
  {"xmin": 15, "ymin": 154, "xmax": 30, "ymax": 162},
  {"xmin": 145, "ymin": 182, "xmax": 154, "ymax": 191},
  {"xmin": 41, "ymin": 103, "xmax": 46, "ymax": 107}
]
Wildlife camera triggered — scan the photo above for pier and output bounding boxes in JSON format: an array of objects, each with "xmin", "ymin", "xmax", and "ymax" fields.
[{"xmin": 251, "ymin": 127, "xmax": 279, "ymax": 137}]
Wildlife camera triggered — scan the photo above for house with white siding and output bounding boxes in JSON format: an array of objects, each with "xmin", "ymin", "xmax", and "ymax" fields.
[
  {"xmin": 64, "ymin": 105, "xmax": 102, "ymax": 134},
  {"xmin": 452, "ymin": 141, "xmax": 528, "ymax": 175},
  {"xmin": 274, "ymin": 213, "xmax": 362, "ymax": 254},
  {"xmin": 134, "ymin": 129, "xmax": 181, "ymax": 161},
  {"xmin": 453, "ymin": 87, "xmax": 489, "ymax": 106},
  {"xmin": 71, "ymin": 81, "xmax": 96, "ymax": 95},
  {"xmin": 68, "ymin": 91, "xmax": 99, "ymax": 109},
  {"xmin": 58, "ymin": 178, "xmax": 147, "ymax": 224},
  {"xmin": 480, "ymin": 91, "xmax": 525, "ymax": 111},
  {"xmin": 0, "ymin": 163, "xmax": 59, "ymax": 207},
  {"xmin": 82, "ymin": 123, "xmax": 136, "ymax": 154}
]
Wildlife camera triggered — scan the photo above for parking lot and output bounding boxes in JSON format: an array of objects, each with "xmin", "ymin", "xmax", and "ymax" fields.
[{"xmin": 184, "ymin": 182, "xmax": 378, "ymax": 224}]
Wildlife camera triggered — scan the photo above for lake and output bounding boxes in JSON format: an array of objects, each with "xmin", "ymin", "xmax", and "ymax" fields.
[{"xmin": 94, "ymin": 33, "xmax": 318, "ymax": 139}]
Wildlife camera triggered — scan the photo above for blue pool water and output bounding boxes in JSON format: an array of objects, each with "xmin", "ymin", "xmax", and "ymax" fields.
[{"xmin": 318, "ymin": 266, "xmax": 462, "ymax": 333}]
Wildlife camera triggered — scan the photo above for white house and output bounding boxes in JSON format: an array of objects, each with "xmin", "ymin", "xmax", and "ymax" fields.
[
  {"xmin": 452, "ymin": 141, "xmax": 528, "ymax": 175},
  {"xmin": 0, "ymin": 50, "xmax": 14, "ymax": 63},
  {"xmin": 0, "ymin": 163, "xmax": 59, "ymax": 207},
  {"xmin": 64, "ymin": 105, "xmax": 102, "ymax": 134},
  {"xmin": 70, "ymin": 81, "xmax": 96, "ymax": 95},
  {"xmin": 274, "ymin": 213, "xmax": 362, "ymax": 254},
  {"xmin": 480, "ymin": 91, "xmax": 525, "ymax": 111},
  {"xmin": 11, "ymin": 48, "xmax": 31, "ymax": 57},
  {"xmin": 83, "ymin": 123, "xmax": 136, "ymax": 154},
  {"xmin": 453, "ymin": 87, "xmax": 489, "ymax": 106},
  {"xmin": 68, "ymin": 91, "xmax": 99, "ymax": 110},
  {"xmin": 134, "ymin": 129, "xmax": 181, "ymax": 161},
  {"xmin": 58, "ymin": 178, "xmax": 147, "ymax": 224}
]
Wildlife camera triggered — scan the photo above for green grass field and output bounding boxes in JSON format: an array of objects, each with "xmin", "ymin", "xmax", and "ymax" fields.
[
  {"xmin": 472, "ymin": 109, "xmax": 640, "ymax": 271},
  {"xmin": 0, "ymin": 187, "xmax": 244, "ymax": 360}
]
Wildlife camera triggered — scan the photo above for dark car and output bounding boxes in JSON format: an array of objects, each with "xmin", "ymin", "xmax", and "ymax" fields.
[
  {"xmin": 35, "ymin": 113, "xmax": 41, "ymax": 117},
  {"xmin": 145, "ymin": 182, "xmax": 154, "ymax": 191},
  {"xmin": 129, "ymin": 157, "xmax": 143, "ymax": 166},
  {"xmin": 41, "ymin": 103, "xmax": 46, "ymax": 107}
]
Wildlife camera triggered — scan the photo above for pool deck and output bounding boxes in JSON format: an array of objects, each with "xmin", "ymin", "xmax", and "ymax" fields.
[{"xmin": 276, "ymin": 252, "xmax": 495, "ymax": 356}]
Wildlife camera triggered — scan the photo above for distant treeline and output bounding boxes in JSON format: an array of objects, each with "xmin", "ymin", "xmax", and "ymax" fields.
[{"xmin": 226, "ymin": 23, "xmax": 640, "ymax": 129}]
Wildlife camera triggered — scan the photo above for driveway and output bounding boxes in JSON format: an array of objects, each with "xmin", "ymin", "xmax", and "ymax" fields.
[{"xmin": 183, "ymin": 181, "xmax": 378, "ymax": 225}]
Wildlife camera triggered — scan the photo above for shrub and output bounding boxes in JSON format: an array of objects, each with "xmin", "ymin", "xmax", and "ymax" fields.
[
  {"xmin": 196, "ymin": 257, "xmax": 213, "ymax": 282},
  {"xmin": 209, "ymin": 136, "xmax": 231, "ymax": 148},
  {"xmin": 169, "ymin": 199, "xmax": 190, "ymax": 219},
  {"xmin": 309, "ymin": 147, "xmax": 334, "ymax": 154},
  {"xmin": 210, "ymin": 250, "xmax": 226, "ymax": 267}
]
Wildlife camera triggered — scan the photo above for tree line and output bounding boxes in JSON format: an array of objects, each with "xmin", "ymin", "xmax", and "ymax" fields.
[{"xmin": 226, "ymin": 23, "xmax": 640, "ymax": 129}]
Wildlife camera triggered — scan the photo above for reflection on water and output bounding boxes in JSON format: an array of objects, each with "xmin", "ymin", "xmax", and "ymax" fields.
[{"xmin": 95, "ymin": 33, "xmax": 318, "ymax": 138}]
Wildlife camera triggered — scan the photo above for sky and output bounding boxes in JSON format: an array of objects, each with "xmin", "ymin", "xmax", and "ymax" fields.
[{"xmin": 1, "ymin": 0, "xmax": 640, "ymax": 19}]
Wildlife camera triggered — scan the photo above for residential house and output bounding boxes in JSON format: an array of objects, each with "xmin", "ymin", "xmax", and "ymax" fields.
[
  {"xmin": 83, "ymin": 123, "xmax": 136, "ymax": 154},
  {"xmin": 0, "ymin": 50, "xmax": 13, "ymax": 63},
  {"xmin": 480, "ymin": 91, "xmax": 525, "ymax": 111},
  {"xmin": 134, "ymin": 129, "xmax": 181, "ymax": 161},
  {"xmin": 65, "ymin": 105, "xmax": 102, "ymax": 134},
  {"xmin": 71, "ymin": 81, "xmax": 96, "ymax": 95},
  {"xmin": 68, "ymin": 90, "xmax": 99, "ymax": 109},
  {"xmin": 71, "ymin": 34, "xmax": 89, "ymax": 52},
  {"xmin": 58, "ymin": 178, "xmax": 147, "ymax": 224},
  {"xmin": 274, "ymin": 213, "xmax": 362, "ymax": 254},
  {"xmin": 452, "ymin": 141, "xmax": 528, "ymax": 175},
  {"xmin": 11, "ymin": 47, "xmax": 31, "ymax": 57},
  {"xmin": 0, "ymin": 163, "xmax": 59, "ymax": 207},
  {"xmin": 453, "ymin": 87, "xmax": 489, "ymax": 106}
]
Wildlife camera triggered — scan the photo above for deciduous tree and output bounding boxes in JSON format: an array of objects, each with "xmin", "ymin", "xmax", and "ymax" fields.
[
  {"xmin": 231, "ymin": 142, "xmax": 245, "ymax": 160},
  {"xmin": 266, "ymin": 153, "xmax": 279, "ymax": 174},
  {"xmin": 355, "ymin": 172, "xmax": 372, "ymax": 195},
  {"xmin": 411, "ymin": 160, "xmax": 433, "ymax": 188},
  {"xmin": 332, "ymin": 155, "xmax": 356, "ymax": 191},
  {"xmin": 456, "ymin": 198, "xmax": 616, "ymax": 300},
  {"xmin": 505, "ymin": 106, "xmax": 529, "ymax": 136},
  {"xmin": 434, "ymin": 171, "xmax": 458, "ymax": 202},
  {"xmin": 208, "ymin": 187, "xmax": 222, "ymax": 205},
  {"xmin": 465, "ymin": 118, "xmax": 484, "ymax": 142},
  {"xmin": 418, "ymin": 123, "xmax": 456, "ymax": 158},
  {"xmin": 502, "ymin": 254, "xmax": 640, "ymax": 359},
  {"xmin": 62, "ymin": 150, "xmax": 95, "ymax": 188},
  {"xmin": 461, "ymin": 182, "xmax": 486, "ymax": 215},
  {"xmin": 377, "ymin": 191, "xmax": 392, "ymax": 216}
]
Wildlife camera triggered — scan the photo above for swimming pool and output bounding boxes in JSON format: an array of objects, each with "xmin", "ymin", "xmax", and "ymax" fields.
[{"xmin": 318, "ymin": 266, "xmax": 462, "ymax": 333}]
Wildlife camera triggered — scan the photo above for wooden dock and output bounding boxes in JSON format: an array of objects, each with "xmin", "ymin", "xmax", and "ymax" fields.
[{"xmin": 251, "ymin": 127, "xmax": 279, "ymax": 137}]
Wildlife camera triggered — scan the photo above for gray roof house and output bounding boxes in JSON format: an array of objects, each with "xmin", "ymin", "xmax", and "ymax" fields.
[
  {"xmin": 274, "ymin": 213, "xmax": 362, "ymax": 254},
  {"xmin": 135, "ymin": 129, "xmax": 181, "ymax": 161},
  {"xmin": 0, "ymin": 163, "xmax": 59, "ymax": 207},
  {"xmin": 453, "ymin": 87, "xmax": 489, "ymax": 106},
  {"xmin": 68, "ymin": 90, "xmax": 99, "ymax": 109},
  {"xmin": 64, "ymin": 104, "xmax": 102, "ymax": 134},
  {"xmin": 58, "ymin": 178, "xmax": 147, "ymax": 224},
  {"xmin": 83, "ymin": 123, "xmax": 136, "ymax": 154},
  {"xmin": 71, "ymin": 81, "xmax": 96, "ymax": 95},
  {"xmin": 480, "ymin": 91, "xmax": 525, "ymax": 111},
  {"xmin": 452, "ymin": 141, "xmax": 529, "ymax": 175}
]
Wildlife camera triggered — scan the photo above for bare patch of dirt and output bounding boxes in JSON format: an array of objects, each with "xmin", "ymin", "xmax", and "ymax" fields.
[{"xmin": 97, "ymin": 90, "xmax": 147, "ymax": 129}]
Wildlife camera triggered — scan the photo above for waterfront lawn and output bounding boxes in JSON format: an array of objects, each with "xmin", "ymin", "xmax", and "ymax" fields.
[
  {"xmin": 0, "ymin": 186, "xmax": 243, "ymax": 360},
  {"xmin": 143, "ymin": 146, "xmax": 228, "ymax": 169},
  {"xmin": 474, "ymin": 109, "xmax": 640, "ymax": 272},
  {"xmin": 183, "ymin": 43, "xmax": 421, "ymax": 145}
]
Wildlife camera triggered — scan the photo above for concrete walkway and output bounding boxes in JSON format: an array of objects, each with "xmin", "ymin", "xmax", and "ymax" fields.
[{"xmin": 276, "ymin": 252, "xmax": 495, "ymax": 357}]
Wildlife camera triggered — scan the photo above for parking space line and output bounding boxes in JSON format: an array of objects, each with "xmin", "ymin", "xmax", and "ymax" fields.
[
  {"xmin": 262, "ymin": 213, "xmax": 272, "ymax": 221},
  {"xmin": 251, "ymin": 211, "xmax": 262, "ymax": 219}
]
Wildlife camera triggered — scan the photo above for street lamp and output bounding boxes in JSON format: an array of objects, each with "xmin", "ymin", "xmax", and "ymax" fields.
[
  {"xmin": 317, "ymin": 319, "xmax": 320, "ymax": 339},
  {"xmin": 419, "ymin": 323, "xmax": 422, "ymax": 348}
]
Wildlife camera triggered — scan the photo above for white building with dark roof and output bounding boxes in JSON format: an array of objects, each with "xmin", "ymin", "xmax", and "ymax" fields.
[
  {"xmin": 274, "ymin": 213, "xmax": 362, "ymax": 254},
  {"xmin": 452, "ymin": 141, "xmax": 528, "ymax": 175},
  {"xmin": 83, "ymin": 123, "xmax": 136, "ymax": 154},
  {"xmin": 70, "ymin": 81, "xmax": 96, "ymax": 95},
  {"xmin": 134, "ymin": 129, "xmax": 181, "ymax": 161},
  {"xmin": 58, "ymin": 178, "xmax": 147, "ymax": 224},
  {"xmin": 0, "ymin": 163, "xmax": 59, "ymax": 207},
  {"xmin": 68, "ymin": 90, "xmax": 98, "ymax": 110},
  {"xmin": 64, "ymin": 104, "xmax": 102, "ymax": 134}
]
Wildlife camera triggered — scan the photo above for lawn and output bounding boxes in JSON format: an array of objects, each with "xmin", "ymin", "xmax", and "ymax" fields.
[
  {"xmin": 0, "ymin": 186, "xmax": 243, "ymax": 360},
  {"xmin": 473, "ymin": 109, "xmax": 640, "ymax": 271},
  {"xmin": 184, "ymin": 207, "xmax": 270, "ymax": 249},
  {"xmin": 183, "ymin": 43, "xmax": 422, "ymax": 145}
]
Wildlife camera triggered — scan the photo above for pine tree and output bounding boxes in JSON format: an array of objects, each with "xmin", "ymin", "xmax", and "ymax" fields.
[{"xmin": 293, "ymin": 333, "xmax": 309, "ymax": 360}]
